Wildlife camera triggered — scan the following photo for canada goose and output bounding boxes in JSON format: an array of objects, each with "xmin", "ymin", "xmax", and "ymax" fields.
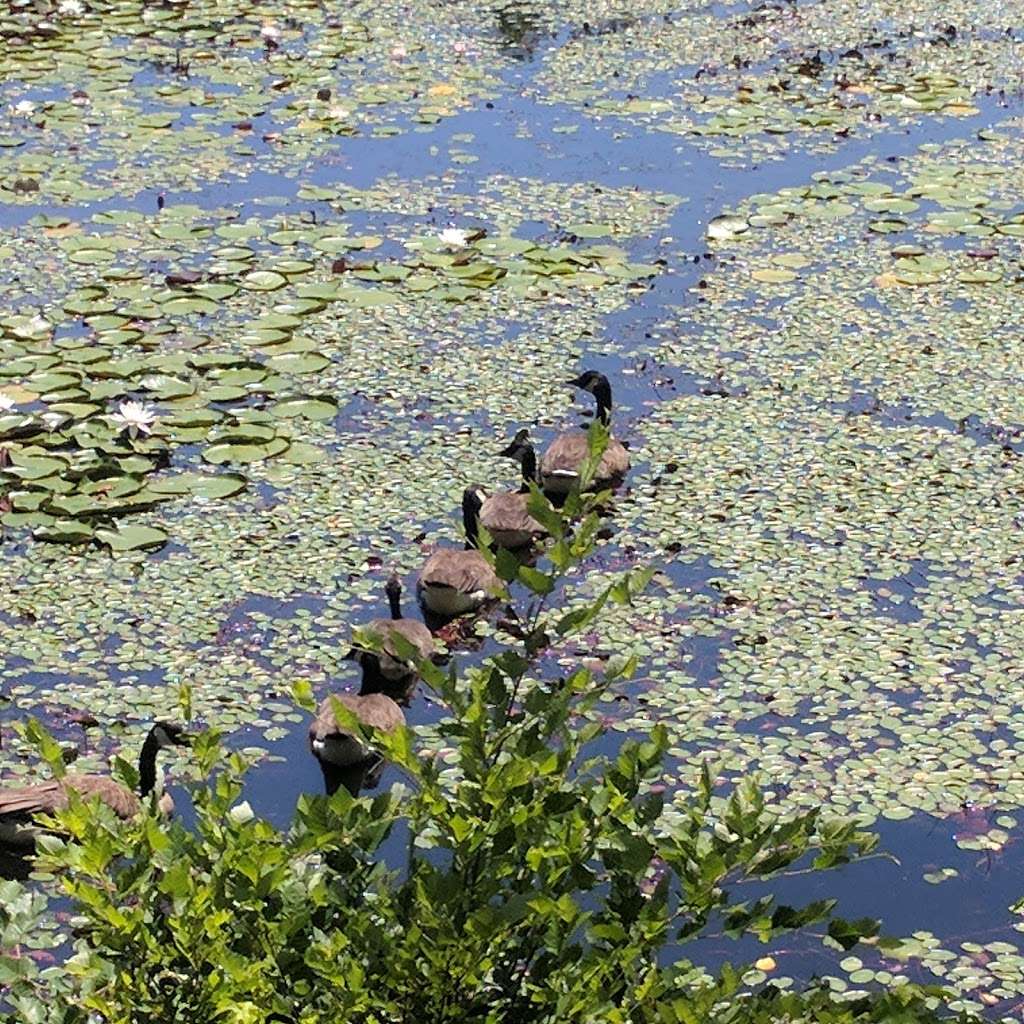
[
  {"xmin": 348, "ymin": 574, "xmax": 434, "ymax": 705},
  {"xmin": 308, "ymin": 692, "xmax": 405, "ymax": 796},
  {"xmin": 0, "ymin": 721, "xmax": 190, "ymax": 850},
  {"xmin": 540, "ymin": 370, "xmax": 630, "ymax": 495},
  {"xmin": 417, "ymin": 486, "xmax": 504, "ymax": 618},
  {"xmin": 479, "ymin": 430, "xmax": 547, "ymax": 549}
]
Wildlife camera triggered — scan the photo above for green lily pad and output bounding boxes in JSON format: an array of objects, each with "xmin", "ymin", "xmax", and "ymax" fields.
[
  {"xmin": 242, "ymin": 270, "xmax": 289, "ymax": 291},
  {"xmin": 203, "ymin": 437, "xmax": 290, "ymax": 464},
  {"xmin": 150, "ymin": 472, "xmax": 247, "ymax": 500},
  {"xmin": 32, "ymin": 519, "xmax": 94, "ymax": 544},
  {"xmin": 265, "ymin": 353, "xmax": 331, "ymax": 374},
  {"xmin": 565, "ymin": 222, "xmax": 613, "ymax": 238},
  {"xmin": 95, "ymin": 524, "xmax": 169, "ymax": 552},
  {"xmin": 278, "ymin": 442, "xmax": 326, "ymax": 464},
  {"xmin": 271, "ymin": 396, "xmax": 338, "ymax": 421}
]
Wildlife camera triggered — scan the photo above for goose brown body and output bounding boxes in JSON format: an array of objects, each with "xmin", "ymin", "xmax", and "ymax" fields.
[
  {"xmin": 479, "ymin": 493, "xmax": 544, "ymax": 549},
  {"xmin": 540, "ymin": 430, "xmax": 630, "ymax": 495},
  {"xmin": 0, "ymin": 722, "xmax": 188, "ymax": 850},
  {"xmin": 481, "ymin": 433, "xmax": 547, "ymax": 549},
  {"xmin": 308, "ymin": 692, "xmax": 406, "ymax": 796},
  {"xmin": 0, "ymin": 775, "xmax": 142, "ymax": 826},
  {"xmin": 308, "ymin": 693, "xmax": 405, "ymax": 767},
  {"xmin": 352, "ymin": 576, "xmax": 435, "ymax": 704},
  {"xmin": 417, "ymin": 487, "xmax": 504, "ymax": 617},
  {"xmin": 363, "ymin": 617, "xmax": 434, "ymax": 678}
]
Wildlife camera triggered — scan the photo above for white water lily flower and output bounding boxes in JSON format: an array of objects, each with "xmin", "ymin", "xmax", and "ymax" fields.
[
  {"xmin": 10, "ymin": 101, "xmax": 36, "ymax": 118},
  {"xmin": 260, "ymin": 23, "xmax": 282, "ymax": 43},
  {"xmin": 438, "ymin": 227, "xmax": 471, "ymax": 247},
  {"xmin": 40, "ymin": 411, "xmax": 68, "ymax": 432},
  {"xmin": 58, "ymin": 0, "xmax": 85, "ymax": 14},
  {"xmin": 0, "ymin": 394, "xmax": 16, "ymax": 413},
  {"xmin": 390, "ymin": 43, "xmax": 408, "ymax": 60},
  {"xmin": 25, "ymin": 313, "xmax": 50, "ymax": 335},
  {"xmin": 109, "ymin": 400, "xmax": 158, "ymax": 438}
]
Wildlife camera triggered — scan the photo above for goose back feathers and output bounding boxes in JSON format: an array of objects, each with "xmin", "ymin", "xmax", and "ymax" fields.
[
  {"xmin": 480, "ymin": 431, "xmax": 547, "ymax": 549},
  {"xmin": 417, "ymin": 487, "xmax": 503, "ymax": 616},
  {"xmin": 352, "ymin": 575, "xmax": 434, "ymax": 703},
  {"xmin": 0, "ymin": 721, "xmax": 189, "ymax": 849},
  {"xmin": 308, "ymin": 692, "xmax": 405, "ymax": 795},
  {"xmin": 540, "ymin": 371, "xmax": 630, "ymax": 495}
]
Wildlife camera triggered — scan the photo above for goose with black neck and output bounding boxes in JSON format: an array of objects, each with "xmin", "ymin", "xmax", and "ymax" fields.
[{"xmin": 540, "ymin": 370, "xmax": 631, "ymax": 496}]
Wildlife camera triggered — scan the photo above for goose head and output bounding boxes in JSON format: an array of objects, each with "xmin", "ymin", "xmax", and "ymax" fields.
[
  {"xmin": 566, "ymin": 370, "xmax": 613, "ymax": 423},
  {"xmin": 566, "ymin": 369, "xmax": 609, "ymax": 394},
  {"xmin": 152, "ymin": 721, "xmax": 191, "ymax": 749},
  {"xmin": 498, "ymin": 429, "xmax": 538, "ymax": 483},
  {"xmin": 462, "ymin": 485, "xmax": 487, "ymax": 548},
  {"xmin": 498, "ymin": 428, "xmax": 532, "ymax": 460}
]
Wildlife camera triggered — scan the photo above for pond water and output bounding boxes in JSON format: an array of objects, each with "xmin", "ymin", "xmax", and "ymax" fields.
[{"xmin": 2, "ymin": 0, "xmax": 1024, "ymax": 1013}]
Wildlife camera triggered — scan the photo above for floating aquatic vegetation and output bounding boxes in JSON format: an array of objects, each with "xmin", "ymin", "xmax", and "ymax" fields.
[
  {"xmin": 0, "ymin": 0, "xmax": 511, "ymax": 203},
  {"xmin": 555, "ymin": 122, "xmax": 1024, "ymax": 844},
  {"xmin": 532, "ymin": 0, "xmax": 1024, "ymax": 164},
  {"xmin": 0, "ymin": 178, "xmax": 674, "ymax": 550}
]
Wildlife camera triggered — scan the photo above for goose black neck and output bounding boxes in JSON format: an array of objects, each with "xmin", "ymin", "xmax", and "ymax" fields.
[
  {"xmin": 357, "ymin": 661, "xmax": 387, "ymax": 697},
  {"xmin": 593, "ymin": 380, "xmax": 613, "ymax": 425},
  {"xmin": 138, "ymin": 731, "xmax": 160, "ymax": 798},
  {"xmin": 319, "ymin": 757, "xmax": 374, "ymax": 797},
  {"xmin": 463, "ymin": 497, "xmax": 481, "ymax": 549},
  {"xmin": 520, "ymin": 446, "xmax": 538, "ymax": 487},
  {"xmin": 387, "ymin": 588, "xmax": 402, "ymax": 620}
]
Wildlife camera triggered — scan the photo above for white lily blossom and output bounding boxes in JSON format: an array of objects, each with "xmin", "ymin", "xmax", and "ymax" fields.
[
  {"xmin": 0, "ymin": 394, "xmax": 16, "ymax": 413},
  {"xmin": 40, "ymin": 411, "xmax": 68, "ymax": 432},
  {"xmin": 109, "ymin": 400, "xmax": 158, "ymax": 438},
  {"xmin": 10, "ymin": 100, "xmax": 36, "ymax": 118},
  {"xmin": 17, "ymin": 313, "xmax": 51, "ymax": 337},
  {"xmin": 438, "ymin": 227, "xmax": 471, "ymax": 247},
  {"xmin": 58, "ymin": 0, "xmax": 85, "ymax": 15}
]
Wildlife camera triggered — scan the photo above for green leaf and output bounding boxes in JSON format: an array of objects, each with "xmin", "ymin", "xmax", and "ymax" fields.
[
  {"xmin": 517, "ymin": 565, "xmax": 553, "ymax": 596},
  {"xmin": 95, "ymin": 524, "xmax": 169, "ymax": 552}
]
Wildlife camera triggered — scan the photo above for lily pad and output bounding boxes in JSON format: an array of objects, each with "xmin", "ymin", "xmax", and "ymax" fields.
[
  {"xmin": 271, "ymin": 396, "xmax": 338, "ymax": 421},
  {"xmin": 95, "ymin": 524, "xmax": 169, "ymax": 552}
]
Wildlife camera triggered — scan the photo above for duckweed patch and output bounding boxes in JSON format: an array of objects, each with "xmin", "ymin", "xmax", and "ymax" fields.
[{"xmin": 533, "ymin": 0, "xmax": 1024, "ymax": 165}]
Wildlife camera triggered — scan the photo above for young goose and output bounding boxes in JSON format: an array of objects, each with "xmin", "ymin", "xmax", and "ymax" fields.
[
  {"xmin": 417, "ymin": 486, "xmax": 504, "ymax": 618},
  {"xmin": 479, "ymin": 431, "xmax": 547, "ymax": 549},
  {"xmin": 349, "ymin": 574, "xmax": 435, "ymax": 705},
  {"xmin": 308, "ymin": 691, "xmax": 405, "ymax": 796},
  {"xmin": 0, "ymin": 721, "xmax": 190, "ymax": 850},
  {"xmin": 540, "ymin": 370, "xmax": 630, "ymax": 495}
]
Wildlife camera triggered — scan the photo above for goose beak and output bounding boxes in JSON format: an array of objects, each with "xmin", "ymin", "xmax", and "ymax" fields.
[{"xmin": 565, "ymin": 376, "xmax": 585, "ymax": 388}]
